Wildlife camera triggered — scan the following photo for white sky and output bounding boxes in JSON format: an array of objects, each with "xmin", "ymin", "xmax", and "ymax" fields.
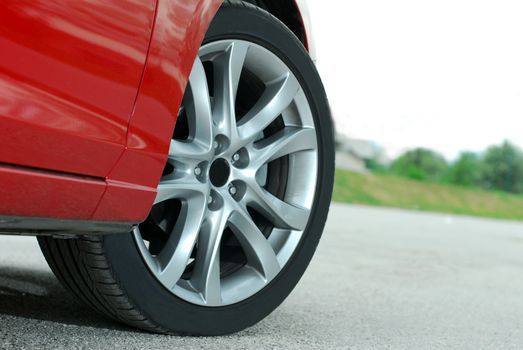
[{"xmin": 307, "ymin": 0, "xmax": 523, "ymax": 160}]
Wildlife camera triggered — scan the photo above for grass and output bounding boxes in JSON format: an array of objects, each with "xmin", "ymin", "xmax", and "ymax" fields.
[{"xmin": 333, "ymin": 169, "xmax": 523, "ymax": 221}]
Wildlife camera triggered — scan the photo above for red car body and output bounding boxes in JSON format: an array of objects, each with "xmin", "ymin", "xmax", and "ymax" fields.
[{"xmin": 0, "ymin": 0, "xmax": 312, "ymax": 233}]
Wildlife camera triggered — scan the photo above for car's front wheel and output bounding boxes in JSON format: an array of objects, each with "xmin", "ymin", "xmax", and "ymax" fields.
[{"xmin": 37, "ymin": 0, "xmax": 334, "ymax": 335}]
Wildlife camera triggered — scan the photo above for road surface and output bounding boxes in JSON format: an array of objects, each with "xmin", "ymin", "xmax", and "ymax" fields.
[{"xmin": 1, "ymin": 203, "xmax": 523, "ymax": 349}]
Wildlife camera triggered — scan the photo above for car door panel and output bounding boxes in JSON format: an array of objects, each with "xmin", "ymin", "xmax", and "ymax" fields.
[{"xmin": 0, "ymin": 0, "xmax": 156, "ymax": 177}]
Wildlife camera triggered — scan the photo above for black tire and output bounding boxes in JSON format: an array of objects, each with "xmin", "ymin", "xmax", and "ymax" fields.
[{"xmin": 38, "ymin": 0, "xmax": 334, "ymax": 335}]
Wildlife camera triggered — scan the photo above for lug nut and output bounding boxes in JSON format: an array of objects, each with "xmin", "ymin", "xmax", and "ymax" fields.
[
  {"xmin": 207, "ymin": 195, "xmax": 213, "ymax": 204},
  {"xmin": 213, "ymin": 140, "xmax": 219, "ymax": 149},
  {"xmin": 229, "ymin": 186, "xmax": 237, "ymax": 195},
  {"xmin": 232, "ymin": 153, "xmax": 240, "ymax": 162},
  {"xmin": 194, "ymin": 167, "xmax": 202, "ymax": 176}
]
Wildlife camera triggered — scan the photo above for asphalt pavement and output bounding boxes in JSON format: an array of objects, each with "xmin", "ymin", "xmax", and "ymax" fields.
[{"xmin": 1, "ymin": 203, "xmax": 523, "ymax": 349}]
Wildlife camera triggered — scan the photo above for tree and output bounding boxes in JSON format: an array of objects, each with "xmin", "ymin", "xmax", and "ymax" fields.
[
  {"xmin": 481, "ymin": 140, "xmax": 523, "ymax": 193},
  {"xmin": 391, "ymin": 148, "xmax": 448, "ymax": 181},
  {"xmin": 446, "ymin": 152, "xmax": 483, "ymax": 187}
]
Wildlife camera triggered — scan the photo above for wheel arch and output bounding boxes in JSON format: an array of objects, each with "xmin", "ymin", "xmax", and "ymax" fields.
[{"xmin": 244, "ymin": 0, "xmax": 316, "ymax": 60}]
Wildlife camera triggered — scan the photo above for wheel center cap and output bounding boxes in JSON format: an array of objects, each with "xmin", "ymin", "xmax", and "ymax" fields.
[{"xmin": 209, "ymin": 158, "xmax": 230, "ymax": 187}]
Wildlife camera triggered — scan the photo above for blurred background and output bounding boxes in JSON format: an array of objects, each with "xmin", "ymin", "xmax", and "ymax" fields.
[{"xmin": 308, "ymin": 0, "xmax": 523, "ymax": 220}]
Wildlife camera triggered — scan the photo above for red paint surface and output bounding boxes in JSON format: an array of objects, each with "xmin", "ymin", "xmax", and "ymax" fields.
[
  {"xmin": 93, "ymin": 180, "xmax": 157, "ymax": 222},
  {"xmin": 0, "ymin": 165, "xmax": 105, "ymax": 219},
  {"xmin": 0, "ymin": 0, "xmax": 156, "ymax": 177}
]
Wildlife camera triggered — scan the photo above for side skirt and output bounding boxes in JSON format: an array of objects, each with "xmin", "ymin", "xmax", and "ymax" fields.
[{"xmin": 0, "ymin": 216, "xmax": 134, "ymax": 238}]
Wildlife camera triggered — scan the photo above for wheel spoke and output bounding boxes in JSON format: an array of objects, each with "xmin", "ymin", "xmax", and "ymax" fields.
[
  {"xmin": 245, "ymin": 182, "xmax": 310, "ymax": 231},
  {"xmin": 238, "ymin": 73, "xmax": 300, "ymax": 143},
  {"xmin": 168, "ymin": 139, "xmax": 210, "ymax": 161},
  {"xmin": 155, "ymin": 196, "xmax": 207, "ymax": 288},
  {"xmin": 185, "ymin": 57, "xmax": 213, "ymax": 150},
  {"xmin": 251, "ymin": 127, "xmax": 316, "ymax": 169},
  {"xmin": 229, "ymin": 209, "xmax": 280, "ymax": 281},
  {"xmin": 213, "ymin": 41, "xmax": 250, "ymax": 136},
  {"xmin": 155, "ymin": 176, "xmax": 208, "ymax": 204},
  {"xmin": 190, "ymin": 209, "xmax": 228, "ymax": 305}
]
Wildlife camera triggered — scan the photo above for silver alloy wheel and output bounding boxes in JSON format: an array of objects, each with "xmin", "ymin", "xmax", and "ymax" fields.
[{"xmin": 133, "ymin": 40, "xmax": 318, "ymax": 306}]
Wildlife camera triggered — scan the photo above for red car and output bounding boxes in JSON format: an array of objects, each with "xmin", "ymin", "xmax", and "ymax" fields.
[{"xmin": 0, "ymin": 0, "xmax": 334, "ymax": 335}]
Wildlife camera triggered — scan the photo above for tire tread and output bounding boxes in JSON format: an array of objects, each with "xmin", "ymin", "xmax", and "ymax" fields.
[{"xmin": 38, "ymin": 236, "xmax": 169, "ymax": 333}]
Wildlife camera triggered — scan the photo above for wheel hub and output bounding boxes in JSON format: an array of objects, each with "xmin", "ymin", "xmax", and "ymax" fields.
[{"xmin": 209, "ymin": 158, "xmax": 230, "ymax": 188}]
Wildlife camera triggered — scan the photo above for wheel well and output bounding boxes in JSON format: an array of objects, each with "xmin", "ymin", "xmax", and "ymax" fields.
[{"xmin": 243, "ymin": 0, "xmax": 307, "ymax": 49}]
